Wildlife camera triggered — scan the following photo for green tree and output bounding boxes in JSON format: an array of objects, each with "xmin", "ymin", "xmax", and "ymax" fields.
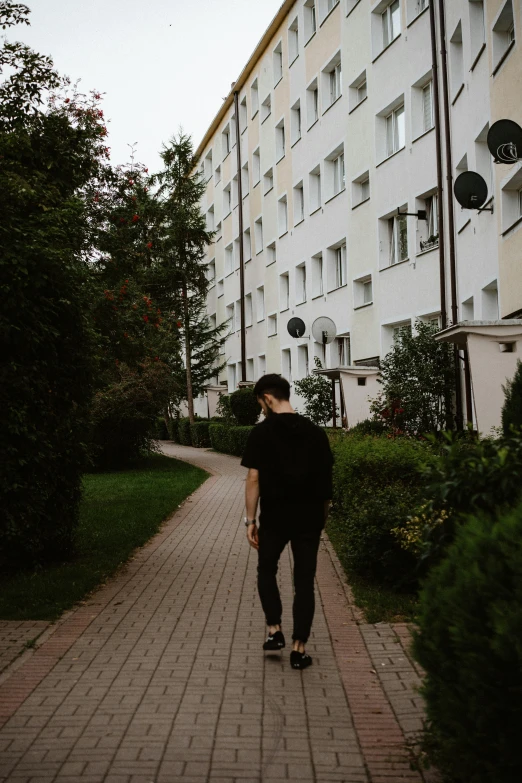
[
  {"xmin": 0, "ymin": 2, "xmax": 110, "ymax": 568},
  {"xmin": 294, "ymin": 358, "xmax": 337, "ymax": 426},
  {"xmin": 372, "ymin": 319, "xmax": 455, "ymax": 435},
  {"xmin": 502, "ymin": 359, "xmax": 522, "ymax": 436}
]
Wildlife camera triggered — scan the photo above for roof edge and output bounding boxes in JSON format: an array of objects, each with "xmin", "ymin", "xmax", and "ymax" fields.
[{"xmin": 194, "ymin": 0, "xmax": 296, "ymax": 160}]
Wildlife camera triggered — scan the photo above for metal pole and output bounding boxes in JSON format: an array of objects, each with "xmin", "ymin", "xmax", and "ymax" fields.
[
  {"xmin": 429, "ymin": 0, "xmax": 447, "ymax": 330},
  {"xmin": 234, "ymin": 91, "xmax": 247, "ymax": 382}
]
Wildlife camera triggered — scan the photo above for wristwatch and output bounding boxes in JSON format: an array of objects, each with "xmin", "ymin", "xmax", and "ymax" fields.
[{"xmin": 243, "ymin": 516, "xmax": 256, "ymax": 526}]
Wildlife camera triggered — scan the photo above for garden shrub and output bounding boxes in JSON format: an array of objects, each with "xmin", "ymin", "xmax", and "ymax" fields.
[
  {"xmin": 502, "ymin": 359, "xmax": 522, "ymax": 435},
  {"xmin": 229, "ymin": 387, "xmax": 260, "ymax": 426},
  {"xmin": 178, "ymin": 417, "xmax": 192, "ymax": 446},
  {"xmin": 88, "ymin": 361, "xmax": 171, "ymax": 469},
  {"xmin": 154, "ymin": 418, "xmax": 170, "ymax": 440},
  {"xmin": 413, "ymin": 499, "xmax": 522, "ymax": 783},
  {"xmin": 209, "ymin": 423, "xmax": 254, "ymax": 457},
  {"xmin": 190, "ymin": 421, "xmax": 211, "ymax": 448},
  {"xmin": 348, "ymin": 418, "xmax": 387, "ymax": 436},
  {"xmin": 327, "ymin": 434, "xmax": 436, "ymax": 584},
  {"xmin": 171, "ymin": 416, "xmax": 180, "ymax": 443}
]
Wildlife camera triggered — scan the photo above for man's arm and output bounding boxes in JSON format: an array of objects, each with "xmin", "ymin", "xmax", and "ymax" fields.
[{"xmin": 245, "ymin": 468, "xmax": 260, "ymax": 550}]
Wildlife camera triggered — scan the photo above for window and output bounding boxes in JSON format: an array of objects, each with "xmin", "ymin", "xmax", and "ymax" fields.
[
  {"xmin": 333, "ymin": 151, "xmax": 345, "ymax": 195},
  {"xmin": 323, "ymin": 0, "xmax": 340, "ymax": 16},
  {"xmin": 256, "ymin": 286, "xmax": 265, "ymax": 321},
  {"xmin": 266, "ymin": 241, "xmax": 276, "ymax": 266},
  {"xmin": 304, "ymin": 0, "xmax": 317, "ymax": 40},
  {"xmin": 418, "ymin": 193, "xmax": 439, "ymax": 251},
  {"xmin": 225, "ymin": 243, "xmax": 233, "ymax": 275},
  {"xmin": 296, "ymin": 263, "xmax": 307, "ymax": 304},
  {"xmin": 214, "ymin": 164, "xmax": 221, "ymax": 184},
  {"xmin": 273, "ymin": 41, "xmax": 283, "ymax": 86},
  {"xmin": 499, "ymin": 164, "xmax": 522, "ymax": 232},
  {"xmin": 215, "ymin": 220, "xmax": 222, "ymax": 241},
  {"xmin": 349, "ymin": 71, "xmax": 367, "ymax": 111},
  {"xmin": 276, "ymin": 119, "xmax": 285, "ymax": 161},
  {"xmin": 264, "ymin": 167, "xmax": 274, "ymax": 194},
  {"xmin": 322, "ymin": 54, "xmax": 342, "ymax": 111},
  {"xmin": 207, "ymin": 259, "xmax": 216, "ymax": 285},
  {"xmin": 280, "ymin": 273, "xmax": 290, "ymax": 310},
  {"xmin": 258, "ymin": 354, "xmax": 266, "ymax": 375},
  {"xmin": 298, "ymin": 345, "xmax": 310, "ymax": 378},
  {"xmin": 232, "ymin": 174, "xmax": 238, "ymax": 208},
  {"xmin": 307, "ymin": 78, "xmax": 319, "ymax": 127},
  {"xmin": 493, "ymin": 1, "xmax": 515, "ymax": 69},
  {"xmin": 251, "ymin": 78, "xmax": 259, "ymax": 117},
  {"xmin": 282, "ymin": 349, "xmax": 292, "ymax": 383},
  {"xmin": 261, "ymin": 93, "xmax": 272, "ymax": 123},
  {"xmin": 268, "ymin": 313, "xmax": 278, "ymax": 337},
  {"xmin": 239, "ymin": 97, "xmax": 247, "ymax": 135},
  {"xmin": 482, "ymin": 281, "xmax": 499, "ymax": 319},
  {"xmin": 309, "ymin": 165, "xmax": 321, "ymax": 212},
  {"xmin": 461, "ymin": 295, "xmax": 474, "ymax": 320},
  {"xmin": 354, "ymin": 275, "xmax": 373, "ymax": 308},
  {"xmin": 233, "ymin": 237, "xmax": 240, "ymax": 270},
  {"xmin": 291, "ymin": 100, "xmax": 301, "ymax": 144},
  {"xmin": 393, "ymin": 322, "xmax": 412, "ymax": 339},
  {"xmin": 294, "ymin": 181, "xmax": 304, "ymax": 224},
  {"xmin": 223, "ymin": 182, "xmax": 232, "ymax": 216},
  {"xmin": 252, "ymin": 147, "xmax": 260, "ymax": 185},
  {"xmin": 234, "ymin": 299, "xmax": 241, "ymax": 332},
  {"xmin": 327, "ymin": 243, "xmax": 347, "ymax": 291},
  {"xmin": 254, "ymin": 217, "xmax": 263, "ymax": 254},
  {"xmin": 386, "ymin": 104, "xmax": 405, "ymax": 157},
  {"xmin": 278, "ymin": 195, "xmax": 288, "ymax": 235},
  {"xmin": 337, "ymin": 336, "xmax": 351, "ymax": 366},
  {"xmin": 475, "ymin": 123, "xmax": 492, "ymax": 193},
  {"xmin": 244, "ymin": 228, "xmax": 252, "ymax": 262},
  {"xmin": 389, "ymin": 214, "xmax": 408, "ymax": 264},
  {"xmin": 226, "ymin": 302, "xmax": 234, "ymax": 331},
  {"xmin": 469, "ymin": 0, "xmax": 485, "ymax": 58},
  {"xmin": 204, "ymin": 149, "xmax": 213, "ymax": 181},
  {"xmin": 449, "ymin": 22, "xmax": 464, "ymax": 97},
  {"xmin": 217, "ymin": 278, "xmax": 224, "ymax": 298},
  {"xmin": 241, "ymin": 162, "xmax": 249, "ymax": 197},
  {"xmin": 222, "ymin": 124, "xmax": 231, "ymax": 159},
  {"xmin": 422, "ymin": 81, "xmax": 433, "ymax": 132},
  {"xmin": 382, "ymin": 0, "xmax": 401, "ymax": 48},
  {"xmin": 352, "ymin": 171, "xmax": 370, "ymax": 206},
  {"xmin": 245, "ymin": 293, "xmax": 253, "ymax": 327},
  {"xmin": 312, "ymin": 253, "xmax": 324, "ymax": 297},
  {"xmin": 289, "ymin": 18, "xmax": 299, "ymax": 63},
  {"xmin": 206, "ymin": 204, "xmax": 214, "ymax": 231},
  {"xmin": 407, "ymin": 0, "xmax": 428, "ymax": 23}
]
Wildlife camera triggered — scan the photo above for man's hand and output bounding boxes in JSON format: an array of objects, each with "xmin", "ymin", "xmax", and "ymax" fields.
[{"xmin": 246, "ymin": 523, "xmax": 259, "ymax": 550}]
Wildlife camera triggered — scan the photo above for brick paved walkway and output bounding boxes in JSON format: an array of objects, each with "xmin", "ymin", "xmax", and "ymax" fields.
[
  {"xmin": 0, "ymin": 623, "xmax": 50, "ymax": 677},
  {"xmin": 0, "ymin": 444, "xmax": 431, "ymax": 783}
]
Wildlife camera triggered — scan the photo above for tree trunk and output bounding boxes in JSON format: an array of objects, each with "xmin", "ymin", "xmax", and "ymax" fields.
[{"xmin": 183, "ymin": 284, "xmax": 195, "ymax": 424}]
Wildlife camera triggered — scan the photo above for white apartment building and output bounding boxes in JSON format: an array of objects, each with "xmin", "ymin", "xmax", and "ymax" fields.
[{"xmin": 193, "ymin": 0, "xmax": 522, "ymax": 429}]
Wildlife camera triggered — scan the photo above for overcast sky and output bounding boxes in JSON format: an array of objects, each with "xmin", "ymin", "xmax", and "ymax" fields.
[{"xmin": 16, "ymin": 0, "xmax": 283, "ymax": 171}]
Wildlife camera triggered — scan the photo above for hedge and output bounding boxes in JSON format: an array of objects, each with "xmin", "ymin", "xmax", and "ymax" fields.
[
  {"xmin": 413, "ymin": 500, "xmax": 522, "ymax": 782},
  {"xmin": 326, "ymin": 433, "xmax": 436, "ymax": 584},
  {"xmin": 209, "ymin": 423, "xmax": 253, "ymax": 457},
  {"xmin": 178, "ymin": 417, "xmax": 192, "ymax": 446},
  {"xmin": 190, "ymin": 421, "xmax": 211, "ymax": 448}
]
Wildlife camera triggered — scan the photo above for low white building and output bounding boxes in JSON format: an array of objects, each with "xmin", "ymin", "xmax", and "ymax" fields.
[{"xmin": 192, "ymin": 0, "xmax": 522, "ymax": 429}]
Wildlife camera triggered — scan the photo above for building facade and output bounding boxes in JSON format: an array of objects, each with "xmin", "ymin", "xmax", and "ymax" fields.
[{"xmin": 193, "ymin": 0, "xmax": 522, "ymax": 426}]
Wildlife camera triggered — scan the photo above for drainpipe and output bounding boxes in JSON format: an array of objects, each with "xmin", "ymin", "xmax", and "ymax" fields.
[
  {"xmin": 437, "ymin": 0, "xmax": 464, "ymax": 429},
  {"xmin": 429, "ymin": 0, "xmax": 447, "ymax": 330},
  {"xmin": 234, "ymin": 91, "xmax": 247, "ymax": 383}
]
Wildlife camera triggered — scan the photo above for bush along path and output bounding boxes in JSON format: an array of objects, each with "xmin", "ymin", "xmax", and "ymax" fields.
[{"xmin": 0, "ymin": 444, "xmax": 434, "ymax": 782}]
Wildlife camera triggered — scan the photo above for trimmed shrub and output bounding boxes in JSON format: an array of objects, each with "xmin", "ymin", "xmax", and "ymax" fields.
[
  {"xmin": 502, "ymin": 359, "xmax": 522, "ymax": 435},
  {"xmin": 209, "ymin": 423, "xmax": 254, "ymax": 457},
  {"xmin": 171, "ymin": 416, "xmax": 181, "ymax": 443},
  {"xmin": 154, "ymin": 418, "xmax": 170, "ymax": 440},
  {"xmin": 178, "ymin": 417, "xmax": 192, "ymax": 446},
  {"xmin": 348, "ymin": 418, "xmax": 387, "ymax": 436},
  {"xmin": 190, "ymin": 421, "xmax": 211, "ymax": 448},
  {"xmin": 327, "ymin": 434, "xmax": 436, "ymax": 584},
  {"xmin": 413, "ymin": 500, "xmax": 522, "ymax": 783},
  {"xmin": 229, "ymin": 387, "xmax": 261, "ymax": 426}
]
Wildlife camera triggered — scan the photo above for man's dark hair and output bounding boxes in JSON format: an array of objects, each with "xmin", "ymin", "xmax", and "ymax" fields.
[{"xmin": 254, "ymin": 374, "xmax": 291, "ymax": 401}]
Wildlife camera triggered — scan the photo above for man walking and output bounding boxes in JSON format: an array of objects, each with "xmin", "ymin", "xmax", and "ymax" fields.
[{"xmin": 241, "ymin": 374, "xmax": 334, "ymax": 670}]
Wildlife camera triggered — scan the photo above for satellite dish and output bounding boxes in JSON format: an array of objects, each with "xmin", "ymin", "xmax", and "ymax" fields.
[
  {"xmin": 287, "ymin": 317, "xmax": 306, "ymax": 338},
  {"xmin": 311, "ymin": 316, "xmax": 337, "ymax": 345},
  {"xmin": 454, "ymin": 171, "xmax": 488, "ymax": 210},
  {"xmin": 487, "ymin": 119, "xmax": 522, "ymax": 164}
]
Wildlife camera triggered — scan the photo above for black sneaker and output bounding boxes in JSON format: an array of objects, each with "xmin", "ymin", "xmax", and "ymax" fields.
[
  {"xmin": 290, "ymin": 651, "xmax": 313, "ymax": 670},
  {"xmin": 263, "ymin": 630, "xmax": 285, "ymax": 651}
]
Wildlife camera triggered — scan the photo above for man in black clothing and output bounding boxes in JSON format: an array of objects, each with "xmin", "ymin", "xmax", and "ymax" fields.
[{"xmin": 240, "ymin": 374, "xmax": 334, "ymax": 670}]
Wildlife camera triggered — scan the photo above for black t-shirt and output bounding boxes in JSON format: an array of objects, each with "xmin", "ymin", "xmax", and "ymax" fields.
[{"xmin": 241, "ymin": 412, "xmax": 333, "ymax": 524}]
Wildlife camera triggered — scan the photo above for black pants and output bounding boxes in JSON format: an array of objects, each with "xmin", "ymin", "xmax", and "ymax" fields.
[{"xmin": 257, "ymin": 519, "xmax": 323, "ymax": 644}]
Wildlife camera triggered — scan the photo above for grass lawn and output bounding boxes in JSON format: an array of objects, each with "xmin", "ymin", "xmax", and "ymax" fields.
[
  {"xmin": 326, "ymin": 526, "xmax": 419, "ymax": 624},
  {"xmin": 0, "ymin": 454, "xmax": 207, "ymax": 622}
]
